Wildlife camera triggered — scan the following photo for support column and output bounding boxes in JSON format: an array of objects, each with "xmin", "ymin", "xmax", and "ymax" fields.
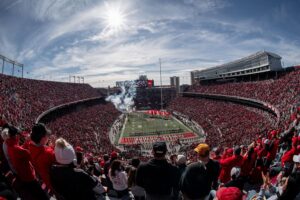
[
  {"xmin": 12, "ymin": 63, "xmax": 15, "ymax": 76},
  {"xmin": 1, "ymin": 59, "xmax": 4, "ymax": 74}
]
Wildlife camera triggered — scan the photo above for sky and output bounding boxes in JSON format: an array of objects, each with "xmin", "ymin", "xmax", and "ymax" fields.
[{"xmin": 0, "ymin": 0, "xmax": 300, "ymax": 87}]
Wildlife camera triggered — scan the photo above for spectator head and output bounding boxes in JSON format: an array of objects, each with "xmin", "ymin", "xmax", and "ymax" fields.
[
  {"xmin": 75, "ymin": 146, "xmax": 84, "ymax": 153},
  {"xmin": 264, "ymin": 139, "xmax": 271, "ymax": 151},
  {"xmin": 103, "ymin": 154, "xmax": 109, "ymax": 161},
  {"xmin": 75, "ymin": 146, "xmax": 84, "ymax": 165},
  {"xmin": 110, "ymin": 160, "xmax": 122, "ymax": 177},
  {"xmin": 54, "ymin": 138, "xmax": 77, "ymax": 165},
  {"xmin": 111, "ymin": 151, "xmax": 118, "ymax": 159},
  {"xmin": 234, "ymin": 146, "xmax": 241, "ymax": 156},
  {"xmin": 31, "ymin": 123, "xmax": 50, "ymax": 145},
  {"xmin": 170, "ymin": 154, "xmax": 178, "ymax": 164},
  {"xmin": 177, "ymin": 154, "xmax": 186, "ymax": 165},
  {"xmin": 152, "ymin": 141, "xmax": 167, "ymax": 158},
  {"xmin": 216, "ymin": 187, "xmax": 243, "ymax": 200},
  {"xmin": 293, "ymin": 154, "xmax": 300, "ymax": 170},
  {"xmin": 230, "ymin": 167, "xmax": 241, "ymax": 180},
  {"xmin": 181, "ymin": 163, "xmax": 211, "ymax": 199},
  {"xmin": 269, "ymin": 130, "xmax": 278, "ymax": 138},
  {"xmin": 240, "ymin": 145, "xmax": 247, "ymax": 154},
  {"xmin": 76, "ymin": 151, "xmax": 83, "ymax": 166},
  {"xmin": 5, "ymin": 124, "xmax": 20, "ymax": 138},
  {"xmin": 214, "ymin": 147, "xmax": 221, "ymax": 156},
  {"xmin": 131, "ymin": 157, "xmax": 140, "ymax": 168},
  {"xmin": 225, "ymin": 148, "xmax": 234, "ymax": 157},
  {"xmin": 194, "ymin": 143, "xmax": 210, "ymax": 158},
  {"xmin": 247, "ymin": 147, "xmax": 254, "ymax": 160},
  {"xmin": 1, "ymin": 127, "xmax": 9, "ymax": 141}
]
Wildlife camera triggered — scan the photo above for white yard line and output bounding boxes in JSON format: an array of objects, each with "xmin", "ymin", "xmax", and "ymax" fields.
[
  {"xmin": 171, "ymin": 116, "xmax": 194, "ymax": 133},
  {"xmin": 118, "ymin": 115, "xmax": 128, "ymax": 144}
]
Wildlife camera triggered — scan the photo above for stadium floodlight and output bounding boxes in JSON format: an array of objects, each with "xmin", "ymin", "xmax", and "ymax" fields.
[
  {"xmin": 159, "ymin": 58, "xmax": 163, "ymax": 110},
  {"xmin": 0, "ymin": 54, "xmax": 24, "ymax": 77},
  {"xmin": 1, "ymin": 59, "xmax": 4, "ymax": 74}
]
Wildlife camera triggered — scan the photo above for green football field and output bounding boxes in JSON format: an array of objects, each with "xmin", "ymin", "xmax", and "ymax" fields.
[{"xmin": 122, "ymin": 112, "xmax": 191, "ymax": 137}]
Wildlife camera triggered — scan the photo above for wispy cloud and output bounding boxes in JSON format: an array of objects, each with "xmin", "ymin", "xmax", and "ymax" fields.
[{"xmin": 0, "ymin": 0, "xmax": 300, "ymax": 87}]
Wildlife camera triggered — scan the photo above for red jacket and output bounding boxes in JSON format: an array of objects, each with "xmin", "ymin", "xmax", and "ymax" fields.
[
  {"xmin": 0, "ymin": 119, "xmax": 6, "ymax": 127},
  {"xmin": 6, "ymin": 137, "xmax": 36, "ymax": 182},
  {"xmin": 219, "ymin": 155, "xmax": 244, "ymax": 183},
  {"xmin": 241, "ymin": 152, "xmax": 257, "ymax": 177},
  {"xmin": 281, "ymin": 147, "xmax": 298, "ymax": 166},
  {"xmin": 29, "ymin": 142, "xmax": 56, "ymax": 190},
  {"xmin": 266, "ymin": 139, "xmax": 279, "ymax": 161}
]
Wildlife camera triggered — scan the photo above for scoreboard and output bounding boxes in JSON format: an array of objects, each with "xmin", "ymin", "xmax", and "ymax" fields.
[
  {"xmin": 116, "ymin": 79, "xmax": 154, "ymax": 88},
  {"xmin": 135, "ymin": 79, "xmax": 154, "ymax": 88}
]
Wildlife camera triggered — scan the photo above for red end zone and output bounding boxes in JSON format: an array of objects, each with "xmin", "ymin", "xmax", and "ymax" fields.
[{"xmin": 119, "ymin": 132, "xmax": 197, "ymax": 145}]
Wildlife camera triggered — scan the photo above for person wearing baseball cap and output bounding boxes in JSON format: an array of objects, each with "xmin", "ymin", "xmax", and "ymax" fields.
[
  {"xmin": 136, "ymin": 141, "xmax": 180, "ymax": 200},
  {"xmin": 180, "ymin": 143, "xmax": 220, "ymax": 199},
  {"xmin": 216, "ymin": 187, "xmax": 243, "ymax": 200},
  {"xmin": 195, "ymin": 143, "xmax": 220, "ymax": 190}
]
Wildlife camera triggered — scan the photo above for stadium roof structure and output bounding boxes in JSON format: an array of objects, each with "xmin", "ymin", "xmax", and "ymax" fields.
[
  {"xmin": 191, "ymin": 51, "xmax": 282, "ymax": 81},
  {"xmin": 0, "ymin": 54, "xmax": 24, "ymax": 77}
]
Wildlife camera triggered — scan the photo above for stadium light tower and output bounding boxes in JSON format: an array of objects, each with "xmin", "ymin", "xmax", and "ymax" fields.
[
  {"xmin": 0, "ymin": 54, "xmax": 23, "ymax": 77},
  {"xmin": 159, "ymin": 58, "xmax": 163, "ymax": 110},
  {"xmin": 1, "ymin": 59, "xmax": 4, "ymax": 74}
]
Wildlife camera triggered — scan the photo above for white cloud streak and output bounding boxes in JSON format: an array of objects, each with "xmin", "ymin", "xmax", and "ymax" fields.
[{"xmin": 1, "ymin": 0, "xmax": 300, "ymax": 87}]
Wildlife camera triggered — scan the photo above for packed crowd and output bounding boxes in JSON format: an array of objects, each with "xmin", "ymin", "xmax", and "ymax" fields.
[
  {"xmin": 1, "ymin": 108, "xmax": 300, "ymax": 200},
  {"xmin": 0, "ymin": 74, "xmax": 101, "ymax": 130},
  {"xmin": 167, "ymin": 97, "xmax": 277, "ymax": 147},
  {"xmin": 1, "ymin": 69, "xmax": 300, "ymax": 199},
  {"xmin": 189, "ymin": 69, "xmax": 300, "ymax": 126},
  {"xmin": 46, "ymin": 103, "xmax": 120, "ymax": 155}
]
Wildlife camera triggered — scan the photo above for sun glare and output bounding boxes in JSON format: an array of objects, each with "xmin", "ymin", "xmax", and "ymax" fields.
[
  {"xmin": 104, "ymin": 3, "xmax": 127, "ymax": 31},
  {"xmin": 107, "ymin": 8, "xmax": 124, "ymax": 28}
]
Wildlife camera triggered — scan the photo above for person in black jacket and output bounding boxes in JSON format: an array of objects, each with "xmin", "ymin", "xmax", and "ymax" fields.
[
  {"xmin": 50, "ymin": 138, "xmax": 105, "ymax": 200},
  {"xmin": 180, "ymin": 162, "xmax": 211, "ymax": 200},
  {"xmin": 136, "ymin": 141, "xmax": 180, "ymax": 200},
  {"xmin": 180, "ymin": 143, "xmax": 220, "ymax": 200}
]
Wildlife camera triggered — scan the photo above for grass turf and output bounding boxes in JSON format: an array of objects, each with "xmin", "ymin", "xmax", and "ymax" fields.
[{"xmin": 122, "ymin": 112, "xmax": 191, "ymax": 137}]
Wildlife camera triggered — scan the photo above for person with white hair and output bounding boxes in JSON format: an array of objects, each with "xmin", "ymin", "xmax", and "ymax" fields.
[
  {"xmin": 1, "ymin": 126, "xmax": 15, "ymax": 173},
  {"xmin": 224, "ymin": 167, "xmax": 245, "ymax": 191},
  {"xmin": 293, "ymin": 154, "xmax": 300, "ymax": 173},
  {"xmin": 50, "ymin": 138, "xmax": 105, "ymax": 200}
]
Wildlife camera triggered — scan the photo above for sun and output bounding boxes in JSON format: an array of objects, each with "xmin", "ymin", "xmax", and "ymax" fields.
[
  {"xmin": 104, "ymin": 3, "xmax": 126, "ymax": 31},
  {"xmin": 106, "ymin": 8, "xmax": 124, "ymax": 28}
]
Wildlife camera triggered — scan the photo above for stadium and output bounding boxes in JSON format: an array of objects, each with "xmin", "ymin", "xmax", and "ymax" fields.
[{"xmin": 1, "ymin": 1, "xmax": 300, "ymax": 200}]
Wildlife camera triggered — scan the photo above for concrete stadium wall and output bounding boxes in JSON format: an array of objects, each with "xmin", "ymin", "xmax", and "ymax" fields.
[{"xmin": 35, "ymin": 96, "xmax": 106, "ymax": 124}]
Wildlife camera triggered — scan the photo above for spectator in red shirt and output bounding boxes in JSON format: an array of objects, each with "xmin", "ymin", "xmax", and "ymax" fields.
[
  {"xmin": 281, "ymin": 145, "xmax": 300, "ymax": 169},
  {"xmin": 4, "ymin": 124, "xmax": 49, "ymax": 200},
  {"xmin": 219, "ymin": 146, "xmax": 244, "ymax": 184},
  {"xmin": 241, "ymin": 146, "xmax": 257, "ymax": 178},
  {"xmin": 29, "ymin": 123, "xmax": 56, "ymax": 192}
]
